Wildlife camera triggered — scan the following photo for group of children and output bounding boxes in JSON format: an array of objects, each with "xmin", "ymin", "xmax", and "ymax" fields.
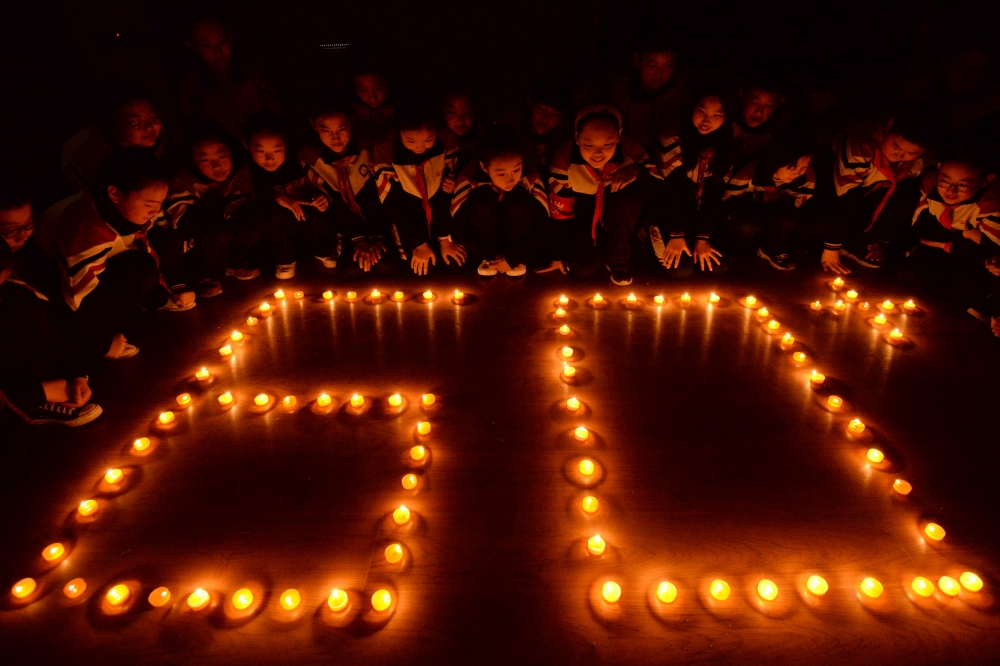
[{"xmin": 2, "ymin": 16, "xmax": 1000, "ymax": 427}]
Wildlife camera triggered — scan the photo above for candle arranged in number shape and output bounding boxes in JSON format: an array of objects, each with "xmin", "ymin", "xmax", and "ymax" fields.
[
  {"xmin": 393, "ymin": 505, "xmax": 411, "ymax": 524},
  {"xmin": 559, "ymin": 325, "xmax": 571, "ymax": 336},
  {"xmin": 230, "ymin": 331, "xmax": 243, "ymax": 342},
  {"xmin": 423, "ymin": 290, "xmax": 434, "ymax": 301},
  {"xmin": 806, "ymin": 575, "xmax": 828, "ymax": 596},
  {"xmin": 566, "ymin": 396, "xmax": 580, "ymax": 411},
  {"xmin": 219, "ymin": 344, "xmax": 233, "ymax": 357},
  {"xmin": 64, "ymin": 578, "xmax": 86, "ymax": 598},
  {"xmin": 757, "ymin": 579, "xmax": 778, "ymax": 601},
  {"xmin": 582, "ymin": 496, "xmax": 599, "ymax": 513},
  {"xmin": 106, "ymin": 584, "xmax": 130, "ymax": 606},
  {"xmin": 218, "ymin": 392, "xmax": 234, "ymax": 406},
  {"xmin": 188, "ymin": 588, "xmax": 211, "ymax": 610},
  {"xmin": 78, "ymin": 500, "xmax": 99, "ymax": 517},
  {"xmin": 402, "ymin": 474, "xmax": 418, "ymax": 490},
  {"xmin": 757, "ymin": 307, "xmax": 769, "ymax": 317},
  {"xmin": 453, "ymin": 290, "xmax": 465, "ymax": 302},
  {"xmin": 350, "ymin": 394, "xmax": 365, "ymax": 408},
  {"xmin": 680, "ymin": 293, "xmax": 691, "ymax": 305},
  {"xmin": 254, "ymin": 394, "xmax": 269, "ymax": 406},
  {"xmin": 882, "ymin": 300, "xmax": 894, "ymax": 310},
  {"xmin": 834, "ymin": 300, "xmax": 846, "ymax": 312},
  {"xmin": 578, "ymin": 458, "xmax": 594, "ymax": 476},
  {"xmin": 860, "ymin": 577, "xmax": 883, "ymax": 598},
  {"xmin": 858, "ymin": 301, "xmax": 870, "ymax": 311},
  {"xmin": 104, "ymin": 468, "xmax": 123, "ymax": 485},
  {"xmin": 417, "ymin": 421, "xmax": 431, "ymax": 436},
  {"xmin": 393, "ymin": 291, "xmax": 405, "ymax": 302},
  {"xmin": 558, "ymin": 294, "xmax": 569, "ymax": 306},
  {"xmin": 328, "ymin": 588, "xmax": 348, "ymax": 611},
  {"xmin": 149, "ymin": 587, "xmax": 171, "ymax": 607},
  {"xmin": 601, "ymin": 581, "xmax": 621, "ymax": 603},
  {"xmin": 810, "ymin": 370, "xmax": 825, "ymax": 386},
  {"xmin": 892, "ymin": 479, "xmax": 912, "ymax": 495},
  {"xmin": 133, "ymin": 437, "xmax": 150, "ymax": 451},
  {"xmin": 232, "ymin": 588, "xmax": 253, "ymax": 610},
  {"xmin": 562, "ymin": 363, "xmax": 576, "ymax": 378},
  {"xmin": 781, "ymin": 333, "xmax": 794, "ymax": 346},
  {"xmin": 924, "ymin": 523, "xmax": 945, "ymax": 541},
  {"xmin": 574, "ymin": 426, "xmax": 589, "ymax": 441},
  {"xmin": 372, "ymin": 589, "xmax": 392, "ymax": 611},
  {"xmin": 745, "ymin": 295, "xmax": 757, "ymax": 306},
  {"xmin": 316, "ymin": 393, "xmax": 331, "ymax": 407},
  {"xmin": 259, "ymin": 302, "xmax": 271, "ymax": 315},
  {"xmin": 410, "ymin": 445, "xmax": 426, "ymax": 461},
  {"xmin": 889, "ymin": 328, "xmax": 903, "ymax": 341},
  {"xmin": 196, "ymin": 367, "xmax": 210, "ymax": 381},
  {"xmin": 422, "ymin": 393, "xmax": 436, "ymax": 406},
  {"xmin": 159, "ymin": 411, "xmax": 175, "ymax": 425},
  {"xmin": 848, "ymin": 418, "xmax": 866, "ymax": 434},
  {"xmin": 176, "ymin": 393, "xmax": 192, "ymax": 407},
  {"xmin": 388, "ymin": 393, "xmax": 403, "ymax": 407},
  {"xmin": 832, "ymin": 277, "xmax": 844, "ymax": 288},
  {"xmin": 793, "ymin": 352, "xmax": 806, "ymax": 363},
  {"xmin": 323, "ymin": 290, "xmax": 334, "ymax": 300},
  {"xmin": 593, "ymin": 293, "xmax": 604, "ymax": 305},
  {"xmin": 280, "ymin": 589, "xmax": 300, "ymax": 610},
  {"xmin": 709, "ymin": 292, "xmax": 720, "ymax": 304},
  {"xmin": 627, "ymin": 293, "xmax": 638, "ymax": 305},
  {"xmin": 710, "ymin": 579, "xmax": 731, "ymax": 601},
  {"xmin": 561, "ymin": 346, "xmax": 574, "ymax": 359},
  {"xmin": 911, "ymin": 577, "xmax": 934, "ymax": 597},
  {"xmin": 874, "ymin": 313, "xmax": 887, "ymax": 326},
  {"xmin": 866, "ymin": 448, "xmax": 884, "ymax": 463},
  {"xmin": 903, "ymin": 299, "xmax": 916, "ymax": 312},
  {"xmin": 274, "ymin": 289, "xmax": 285, "ymax": 299},
  {"xmin": 810, "ymin": 300, "xmax": 822, "ymax": 311},
  {"xmin": 294, "ymin": 290, "xmax": 304, "ymax": 299},
  {"xmin": 12, "ymin": 578, "xmax": 36, "ymax": 599},
  {"xmin": 588, "ymin": 535, "xmax": 606, "ymax": 555},
  {"xmin": 370, "ymin": 289, "xmax": 382, "ymax": 302},
  {"xmin": 247, "ymin": 316, "xmax": 258, "ymax": 326},
  {"xmin": 41, "ymin": 543, "xmax": 65, "ymax": 562},
  {"xmin": 846, "ymin": 289, "xmax": 858, "ymax": 299},
  {"xmin": 938, "ymin": 576, "xmax": 960, "ymax": 597},
  {"xmin": 385, "ymin": 543, "xmax": 403, "ymax": 563},
  {"xmin": 961, "ymin": 572, "xmax": 983, "ymax": 592},
  {"xmin": 555, "ymin": 308, "xmax": 566, "ymax": 318},
  {"xmin": 282, "ymin": 396, "xmax": 296, "ymax": 408},
  {"xmin": 657, "ymin": 581, "xmax": 678, "ymax": 603},
  {"xmin": 767, "ymin": 319, "xmax": 780, "ymax": 331},
  {"xmin": 654, "ymin": 294, "xmax": 665, "ymax": 305},
  {"xmin": 827, "ymin": 395, "xmax": 843, "ymax": 409}
]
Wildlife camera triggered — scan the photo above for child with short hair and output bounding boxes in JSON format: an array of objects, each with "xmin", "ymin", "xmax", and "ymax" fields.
[
  {"xmin": 349, "ymin": 57, "xmax": 394, "ymax": 142},
  {"xmin": 451, "ymin": 124, "xmax": 549, "ymax": 277},
  {"xmin": 510, "ymin": 78, "xmax": 572, "ymax": 177},
  {"xmin": 0, "ymin": 180, "xmax": 61, "ymax": 301},
  {"xmin": 442, "ymin": 86, "xmax": 479, "ymax": 173},
  {"xmin": 373, "ymin": 97, "xmax": 463, "ymax": 276},
  {"xmin": 731, "ymin": 72, "xmax": 788, "ymax": 168}
]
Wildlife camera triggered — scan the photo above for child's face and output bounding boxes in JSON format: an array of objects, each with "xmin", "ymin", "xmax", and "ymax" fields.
[
  {"xmin": 311, "ymin": 113, "xmax": 352, "ymax": 153},
  {"xmin": 483, "ymin": 154, "xmax": 523, "ymax": 192},
  {"xmin": 634, "ymin": 51, "xmax": 677, "ymax": 91},
  {"xmin": 576, "ymin": 119, "xmax": 619, "ymax": 170},
  {"xmin": 936, "ymin": 162, "xmax": 991, "ymax": 205},
  {"xmin": 109, "ymin": 182, "xmax": 168, "ymax": 226},
  {"xmin": 193, "ymin": 140, "xmax": 233, "ymax": 182},
  {"xmin": 248, "ymin": 133, "xmax": 287, "ymax": 171},
  {"xmin": 530, "ymin": 103, "xmax": 562, "ymax": 137},
  {"xmin": 692, "ymin": 95, "xmax": 726, "ymax": 134},
  {"xmin": 741, "ymin": 89, "xmax": 783, "ymax": 128},
  {"xmin": 0, "ymin": 203, "xmax": 34, "ymax": 253},
  {"xmin": 443, "ymin": 94, "xmax": 475, "ymax": 137},
  {"xmin": 354, "ymin": 73, "xmax": 387, "ymax": 110},
  {"xmin": 116, "ymin": 99, "xmax": 162, "ymax": 148},
  {"xmin": 773, "ymin": 155, "xmax": 812, "ymax": 184},
  {"xmin": 880, "ymin": 131, "xmax": 926, "ymax": 164},
  {"xmin": 189, "ymin": 20, "xmax": 232, "ymax": 71},
  {"xmin": 400, "ymin": 128, "xmax": 437, "ymax": 155}
]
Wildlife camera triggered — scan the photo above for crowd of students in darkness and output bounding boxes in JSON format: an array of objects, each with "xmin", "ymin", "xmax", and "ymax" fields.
[{"xmin": 2, "ymin": 14, "xmax": 1000, "ymax": 428}]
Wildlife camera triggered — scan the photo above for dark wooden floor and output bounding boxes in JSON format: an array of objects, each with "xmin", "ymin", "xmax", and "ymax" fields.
[{"xmin": 2, "ymin": 262, "xmax": 999, "ymax": 665}]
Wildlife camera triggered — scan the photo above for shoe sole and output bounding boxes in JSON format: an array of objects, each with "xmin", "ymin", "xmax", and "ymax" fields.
[
  {"xmin": 235, "ymin": 274, "xmax": 260, "ymax": 281},
  {"xmin": 30, "ymin": 404, "xmax": 103, "ymax": 427},
  {"xmin": 756, "ymin": 248, "xmax": 796, "ymax": 271}
]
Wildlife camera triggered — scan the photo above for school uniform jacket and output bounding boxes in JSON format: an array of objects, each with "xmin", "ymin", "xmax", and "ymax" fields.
[
  {"xmin": 723, "ymin": 161, "xmax": 816, "ymax": 209},
  {"xmin": 164, "ymin": 166, "xmax": 254, "ymax": 233},
  {"xmin": 450, "ymin": 164, "xmax": 550, "ymax": 218},
  {"xmin": 300, "ymin": 141, "xmax": 383, "ymax": 243},
  {"xmin": 911, "ymin": 170, "xmax": 1000, "ymax": 252},
  {"xmin": 655, "ymin": 130, "xmax": 733, "ymax": 239}
]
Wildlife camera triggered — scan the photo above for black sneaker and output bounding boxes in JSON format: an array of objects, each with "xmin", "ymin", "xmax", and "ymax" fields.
[
  {"xmin": 757, "ymin": 248, "xmax": 796, "ymax": 271},
  {"xmin": 27, "ymin": 402, "xmax": 103, "ymax": 426},
  {"xmin": 607, "ymin": 264, "xmax": 633, "ymax": 286}
]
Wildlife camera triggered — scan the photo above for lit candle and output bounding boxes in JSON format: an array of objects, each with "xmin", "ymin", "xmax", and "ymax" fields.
[
  {"xmin": 148, "ymin": 587, "xmax": 171, "ymax": 607},
  {"xmin": 254, "ymin": 394, "xmax": 269, "ymax": 407},
  {"xmin": 874, "ymin": 313, "xmax": 887, "ymax": 326},
  {"xmin": 260, "ymin": 302, "xmax": 271, "ymax": 315},
  {"xmin": 924, "ymin": 523, "xmax": 945, "ymax": 541},
  {"xmin": 78, "ymin": 500, "xmax": 99, "ymax": 517},
  {"xmin": 562, "ymin": 363, "xmax": 576, "ymax": 379},
  {"xmin": 371, "ymin": 289, "xmax": 382, "ymax": 302},
  {"xmin": 388, "ymin": 394, "xmax": 403, "ymax": 407},
  {"xmin": 810, "ymin": 300, "xmax": 822, "ymax": 311},
  {"xmin": 566, "ymin": 397, "xmax": 581, "ymax": 411},
  {"xmin": 781, "ymin": 333, "xmax": 794, "ymax": 346},
  {"xmin": 324, "ymin": 290, "xmax": 334, "ymax": 300},
  {"xmin": 232, "ymin": 588, "xmax": 253, "ymax": 610},
  {"xmin": 230, "ymin": 331, "xmax": 243, "ymax": 342},
  {"xmin": 767, "ymin": 319, "xmax": 780, "ymax": 331},
  {"xmin": 63, "ymin": 578, "xmax": 86, "ymax": 598},
  {"xmin": 757, "ymin": 307, "xmax": 769, "ymax": 317},
  {"xmin": 574, "ymin": 426, "xmax": 590, "ymax": 441},
  {"xmin": 938, "ymin": 576, "xmax": 960, "ymax": 597},
  {"xmin": 846, "ymin": 290, "xmax": 858, "ymax": 299},
  {"xmin": 282, "ymin": 396, "xmax": 297, "ymax": 408},
  {"xmin": 345, "ymin": 291, "xmax": 356, "ymax": 301},
  {"xmin": 558, "ymin": 295, "xmax": 569, "ymax": 306},
  {"xmin": 601, "ymin": 581, "xmax": 621, "ymax": 603},
  {"xmin": 219, "ymin": 344, "xmax": 233, "ymax": 357},
  {"xmin": 559, "ymin": 325, "xmax": 571, "ymax": 336},
  {"xmin": 417, "ymin": 421, "xmax": 431, "ymax": 436},
  {"xmin": 654, "ymin": 295, "xmax": 665, "ymax": 305},
  {"xmin": 582, "ymin": 496, "xmax": 599, "ymax": 513},
  {"xmin": 555, "ymin": 308, "xmax": 566, "ymax": 318},
  {"xmin": 626, "ymin": 293, "xmax": 638, "ymax": 305},
  {"xmin": 860, "ymin": 577, "xmax": 883, "ymax": 598},
  {"xmin": 294, "ymin": 291, "xmax": 304, "ymax": 299},
  {"xmin": 385, "ymin": 543, "xmax": 403, "ymax": 563},
  {"xmin": 423, "ymin": 290, "xmax": 434, "ymax": 301},
  {"xmin": 833, "ymin": 277, "xmax": 844, "ymax": 289},
  {"xmin": 892, "ymin": 479, "xmax": 912, "ymax": 495},
  {"xmin": 372, "ymin": 589, "xmax": 392, "ymax": 612},
  {"xmin": 588, "ymin": 534, "xmax": 606, "ymax": 555},
  {"xmin": 827, "ymin": 395, "xmax": 842, "ymax": 409},
  {"xmin": 911, "ymin": 577, "xmax": 934, "ymax": 598},
  {"xmin": 560, "ymin": 346, "xmax": 574, "ymax": 359},
  {"xmin": 316, "ymin": 393, "xmax": 332, "ymax": 407},
  {"xmin": 903, "ymin": 299, "xmax": 916, "ymax": 312},
  {"xmin": 866, "ymin": 448, "xmax": 884, "ymax": 463},
  {"xmin": 133, "ymin": 437, "xmax": 150, "ymax": 451},
  {"xmin": 106, "ymin": 584, "xmax": 130, "ymax": 606},
  {"xmin": 393, "ymin": 291, "xmax": 404, "ymax": 302},
  {"xmin": 848, "ymin": 418, "xmax": 866, "ymax": 435},
  {"xmin": 889, "ymin": 329, "xmax": 903, "ymax": 341},
  {"xmin": 218, "ymin": 392, "xmax": 234, "ymax": 406},
  {"xmin": 810, "ymin": 370, "xmax": 825, "ymax": 386},
  {"xmin": 159, "ymin": 411, "xmax": 175, "ymax": 425},
  {"xmin": 710, "ymin": 579, "xmax": 730, "ymax": 601},
  {"xmin": 757, "ymin": 579, "xmax": 778, "ymax": 601},
  {"xmin": 960, "ymin": 572, "xmax": 984, "ymax": 592},
  {"xmin": 247, "ymin": 316, "xmax": 258, "ymax": 326},
  {"xmin": 410, "ymin": 445, "xmax": 426, "ymax": 461},
  {"xmin": 104, "ymin": 468, "xmax": 123, "ymax": 485},
  {"xmin": 195, "ymin": 367, "xmax": 210, "ymax": 381},
  {"xmin": 402, "ymin": 474, "xmax": 418, "ymax": 490},
  {"xmin": 453, "ymin": 290, "xmax": 465, "ymax": 302},
  {"xmin": 657, "ymin": 581, "xmax": 678, "ymax": 603},
  {"xmin": 280, "ymin": 589, "xmax": 300, "ymax": 610},
  {"xmin": 806, "ymin": 575, "xmax": 828, "ymax": 596},
  {"xmin": 327, "ymin": 588, "xmax": 349, "ymax": 611},
  {"xmin": 680, "ymin": 293, "xmax": 691, "ymax": 305},
  {"xmin": 709, "ymin": 292, "xmax": 720, "ymax": 304},
  {"xmin": 793, "ymin": 352, "xmax": 806, "ymax": 363},
  {"xmin": 350, "ymin": 393, "xmax": 365, "ymax": 408},
  {"xmin": 422, "ymin": 393, "xmax": 436, "ymax": 406},
  {"xmin": 274, "ymin": 289, "xmax": 285, "ymax": 299},
  {"xmin": 41, "ymin": 543, "xmax": 65, "ymax": 562},
  {"xmin": 578, "ymin": 459, "xmax": 594, "ymax": 476},
  {"xmin": 882, "ymin": 300, "xmax": 894, "ymax": 310},
  {"xmin": 176, "ymin": 393, "xmax": 192, "ymax": 407},
  {"xmin": 393, "ymin": 505, "xmax": 411, "ymax": 525},
  {"xmin": 187, "ymin": 588, "xmax": 210, "ymax": 610},
  {"xmin": 834, "ymin": 300, "xmax": 846, "ymax": 312},
  {"xmin": 858, "ymin": 302, "xmax": 870, "ymax": 311},
  {"xmin": 11, "ymin": 578, "xmax": 36, "ymax": 599},
  {"xmin": 745, "ymin": 295, "xmax": 757, "ymax": 306},
  {"xmin": 593, "ymin": 293, "xmax": 604, "ymax": 305}
]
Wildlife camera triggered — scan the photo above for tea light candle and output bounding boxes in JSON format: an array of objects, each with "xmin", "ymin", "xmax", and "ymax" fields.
[
  {"xmin": 345, "ymin": 291, "xmax": 356, "ymax": 301},
  {"xmin": 218, "ymin": 392, "xmax": 234, "ymax": 406},
  {"xmin": 219, "ymin": 344, "xmax": 233, "ymax": 357},
  {"xmin": 372, "ymin": 589, "xmax": 392, "ymax": 611},
  {"xmin": 924, "ymin": 523, "xmax": 945, "ymax": 541},
  {"xmin": 911, "ymin": 577, "xmax": 934, "ymax": 597},
  {"xmin": 562, "ymin": 363, "xmax": 576, "ymax": 379},
  {"xmin": 78, "ymin": 500, "xmax": 99, "ymax": 517},
  {"xmin": 793, "ymin": 352, "xmax": 806, "ymax": 363},
  {"xmin": 582, "ymin": 496, "xmax": 599, "ymax": 513},
  {"xmin": 247, "ymin": 316, "xmax": 258, "ymax": 326},
  {"xmin": 767, "ymin": 319, "xmax": 780, "ymax": 331},
  {"xmin": 416, "ymin": 421, "xmax": 431, "ymax": 436},
  {"xmin": 323, "ymin": 290, "xmax": 334, "ymax": 300},
  {"xmin": 188, "ymin": 588, "xmax": 210, "ymax": 610},
  {"xmin": 282, "ymin": 396, "xmax": 297, "ymax": 408},
  {"xmin": 280, "ymin": 589, "xmax": 300, "ymax": 610},
  {"xmin": 63, "ymin": 578, "xmax": 86, "ymax": 598},
  {"xmin": 578, "ymin": 459, "xmax": 594, "ymax": 476},
  {"xmin": 593, "ymin": 293, "xmax": 604, "ymax": 305},
  {"xmin": 745, "ymin": 295, "xmax": 757, "ymax": 306},
  {"xmin": 196, "ymin": 367, "xmax": 210, "ymax": 381},
  {"xmin": 385, "ymin": 543, "xmax": 404, "ymax": 563},
  {"xmin": 316, "ymin": 393, "xmax": 332, "ymax": 407},
  {"xmin": 402, "ymin": 474, "xmax": 418, "ymax": 490},
  {"xmin": 159, "ymin": 411, "xmax": 175, "ymax": 425},
  {"xmin": 810, "ymin": 370, "xmax": 825, "ymax": 386},
  {"xmin": 939, "ymin": 576, "xmax": 961, "ymax": 597},
  {"xmin": 889, "ymin": 329, "xmax": 903, "ymax": 341},
  {"xmin": 561, "ymin": 346, "xmax": 574, "ymax": 359},
  {"xmin": 657, "ymin": 581, "xmax": 678, "ymax": 603},
  {"xmin": 601, "ymin": 581, "xmax": 621, "ymax": 603},
  {"xmin": 106, "ymin": 584, "xmax": 130, "ymax": 606},
  {"xmin": 555, "ymin": 308, "xmax": 566, "ymax": 318},
  {"xmin": 410, "ymin": 445, "xmax": 426, "ymax": 461},
  {"xmin": 232, "ymin": 588, "xmax": 253, "ymax": 610},
  {"xmin": 176, "ymin": 393, "xmax": 192, "ymax": 407},
  {"xmin": 874, "ymin": 313, "xmax": 887, "ymax": 326},
  {"xmin": 881, "ymin": 300, "xmax": 894, "ymax": 310},
  {"xmin": 230, "ymin": 331, "xmax": 243, "ymax": 342},
  {"xmin": 810, "ymin": 300, "xmax": 822, "ymax": 311},
  {"xmin": 12, "ymin": 578, "xmax": 36, "ymax": 599},
  {"xmin": 149, "ymin": 587, "xmax": 171, "ymax": 607},
  {"xmin": 757, "ymin": 307, "xmax": 769, "ymax": 318},
  {"xmin": 388, "ymin": 394, "xmax": 403, "ymax": 407},
  {"xmin": 806, "ymin": 575, "xmax": 828, "ymax": 596},
  {"xmin": 781, "ymin": 333, "xmax": 794, "ymax": 346},
  {"xmin": 903, "ymin": 299, "xmax": 916, "ymax": 312},
  {"xmin": 654, "ymin": 295, "xmax": 665, "ymax": 305},
  {"xmin": 626, "ymin": 293, "xmax": 638, "ymax": 305},
  {"xmin": 846, "ymin": 290, "xmax": 858, "ymax": 299},
  {"xmin": 710, "ymin": 579, "xmax": 730, "ymax": 601},
  {"xmin": 350, "ymin": 393, "xmax": 365, "ymax": 408},
  {"xmin": 41, "ymin": 542, "xmax": 65, "ymax": 562},
  {"xmin": 259, "ymin": 302, "xmax": 271, "ymax": 315},
  {"xmin": 423, "ymin": 290, "xmax": 434, "ymax": 301},
  {"xmin": 421, "ymin": 393, "xmax": 436, "ymax": 406},
  {"xmin": 254, "ymin": 394, "xmax": 269, "ymax": 407},
  {"xmin": 274, "ymin": 289, "xmax": 285, "ymax": 299},
  {"xmin": 574, "ymin": 426, "xmax": 589, "ymax": 441},
  {"xmin": 559, "ymin": 325, "xmax": 571, "ymax": 336},
  {"xmin": 104, "ymin": 468, "xmax": 123, "ymax": 485},
  {"xmin": 860, "ymin": 577, "xmax": 883, "ymax": 598},
  {"xmin": 588, "ymin": 535, "xmax": 606, "ymax": 555},
  {"xmin": 558, "ymin": 295, "xmax": 569, "ymax": 306},
  {"xmin": 827, "ymin": 395, "xmax": 843, "ymax": 409},
  {"xmin": 960, "ymin": 572, "xmax": 984, "ymax": 592},
  {"xmin": 133, "ymin": 437, "xmax": 150, "ymax": 452},
  {"xmin": 709, "ymin": 292, "xmax": 720, "ymax": 304},
  {"xmin": 892, "ymin": 479, "xmax": 912, "ymax": 495},
  {"xmin": 393, "ymin": 505, "xmax": 411, "ymax": 524},
  {"xmin": 294, "ymin": 290, "xmax": 304, "ymax": 299},
  {"xmin": 834, "ymin": 300, "xmax": 846, "ymax": 312},
  {"xmin": 858, "ymin": 302, "xmax": 870, "ymax": 311},
  {"xmin": 393, "ymin": 291, "xmax": 405, "ymax": 302},
  {"xmin": 371, "ymin": 289, "xmax": 382, "ymax": 302},
  {"xmin": 832, "ymin": 277, "xmax": 844, "ymax": 289},
  {"xmin": 566, "ymin": 397, "xmax": 580, "ymax": 411},
  {"xmin": 680, "ymin": 293, "xmax": 691, "ymax": 305},
  {"xmin": 325, "ymin": 588, "xmax": 348, "ymax": 612},
  {"xmin": 453, "ymin": 290, "xmax": 465, "ymax": 302},
  {"xmin": 757, "ymin": 579, "xmax": 778, "ymax": 601},
  {"xmin": 848, "ymin": 418, "xmax": 866, "ymax": 435},
  {"xmin": 866, "ymin": 448, "xmax": 884, "ymax": 463}
]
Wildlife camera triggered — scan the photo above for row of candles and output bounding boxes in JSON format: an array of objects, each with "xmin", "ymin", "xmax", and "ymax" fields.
[{"xmin": 551, "ymin": 289, "xmax": 987, "ymax": 611}]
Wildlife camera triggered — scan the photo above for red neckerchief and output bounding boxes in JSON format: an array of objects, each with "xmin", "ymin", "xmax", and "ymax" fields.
[
  {"xmin": 492, "ymin": 184, "xmax": 505, "ymax": 203},
  {"xmin": 583, "ymin": 164, "xmax": 609, "ymax": 245},
  {"xmin": 865, "ymin": 148, "xmax": 914, "ymax": 231},
  {"xmin": 333, "ymin": 157, "xmax": 364, "ymax": 219},
  {"xmin": 412, "ymin": 160, "xmax": 435, "ymax": 232},
  {"xmin": 694, "ymin": 148, "xmax": 714, "ymax": 210}
]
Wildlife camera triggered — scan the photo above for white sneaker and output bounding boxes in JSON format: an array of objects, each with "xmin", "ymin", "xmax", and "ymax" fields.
[
  {"xmin": 478, "ymin": 260, "xmax": 498, "ymax": 276},
  {"xmin": 505, "ymin": 263, "xmax": 526, "ymax": 277},
  {"xmin": 276, "ymin": 262, "xmax": 296, "ymax": 279},
  {"xmin": 315, "ymin": 256, "xmax": 337, "ymax": 269}
]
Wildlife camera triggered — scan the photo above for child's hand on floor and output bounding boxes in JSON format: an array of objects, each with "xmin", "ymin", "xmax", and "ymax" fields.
[
  {"xmin": 275, "ymin": 193, "xmax": 306, "ymax": 221},
  {"xmin": 693, "ymin": 239, "xmax": 722, "ymax": 271},
  {"xmin": 411, "ymin": 242, "xmax": 437, "ymax": 275},
  {"xmin": 865, "ymin": 242, "xmax": 885, "ymax": 263},
  {"xmin": 67, "ymin": 377, "xmax": 92, "ymax": 407},
  {"xmin": 821, "ymin": 248, "xmax": 851, "ymax": 274},
  {"xmin": 609, "ymin": 164, "xmax": 639, "ymax": 192},
  {"xmin": 310, "ymin": 194, "xmax": 330, "ymax": 211},
  {"xmin": 440, "ymin": 238, "xmax": 467, "ymax": 266},
  {"xmin": 353, "ymin": 241, "xmax": 383, "ymax": 272},
  {"xmin": 661, "ymin": 238, "xmax": 691, "ymax": 269}
]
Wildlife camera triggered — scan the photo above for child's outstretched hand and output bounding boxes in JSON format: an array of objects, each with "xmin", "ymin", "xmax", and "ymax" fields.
[
  {"xmin": 661, "ymin": 237, "xmax": 691, "ymax": 269},
  {"xmin": 609, "ymin": 164, "xmax": 639, "ymax": 192},
  {"xmin": 66, "ymin": 377, "xmax": 92, "ymax": 407},
  {"xmin": 693, "ymin": 239, "xmax": 722, "ymax": 271},
  {"xmin": 310, "ymin": 194, "xmax": 330, "ymax": 212},
  {"xmin": 275, "ymin": 194, "xmax": 306, "ymax": 221},
  {"xmin": 411, "ymin": 242, "xmax": 437, "ymax": 275},
  {"xmin": 442, "ymin": 176, "xmax": 456, "ymax": 194},
  {"xmin": 865, "ymin": 241, "xmax": 885, "ymax": 263},
  {"xmin": 440, "ymin": 238, "xmax": 467, "ymax": 266},
  {"xmin": 821, "ymin": 248, "xmax": 851, "ymax": 274},
  {"xmin": 986, "ymin": 255, "xmax": 1000, "ymax": 276}
]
